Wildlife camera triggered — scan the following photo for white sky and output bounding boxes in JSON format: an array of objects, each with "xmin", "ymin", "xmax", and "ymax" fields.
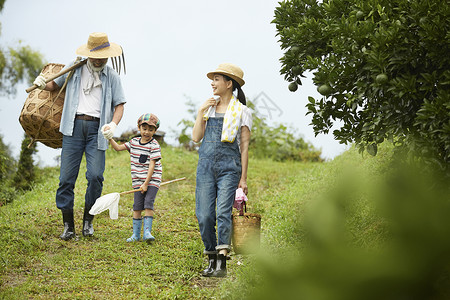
[{"xmin": 0, "ymin": 0, "xmax": 348, "ymax": 166}]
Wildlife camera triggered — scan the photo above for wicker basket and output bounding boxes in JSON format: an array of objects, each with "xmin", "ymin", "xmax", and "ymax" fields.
[
  {"xmin": 19, "ymin": 63, "xmax": 66, "ymax": 149},
  {"xmin": 232, "ymin": 212, "xmax": 261, "ymax": 254}
]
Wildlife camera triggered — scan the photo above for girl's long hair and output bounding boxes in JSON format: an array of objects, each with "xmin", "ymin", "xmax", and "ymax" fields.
[{"xmin": 223, "ymin": 75, "xmax": 246, "ymax": 105}]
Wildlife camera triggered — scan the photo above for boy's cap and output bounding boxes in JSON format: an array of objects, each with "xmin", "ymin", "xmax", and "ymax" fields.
[{"xmin": 138, "ymin": 113, "xmax": 160, "ymax": 129}]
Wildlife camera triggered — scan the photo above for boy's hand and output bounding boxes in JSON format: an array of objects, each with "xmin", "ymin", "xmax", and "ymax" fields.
[
  {"xmin": 140, "ymin": 184, "xmax": 148, "ymax": 194},
  {"xmin": 101, "ymin": 122, "xmax": 117, "ymax": 139}
]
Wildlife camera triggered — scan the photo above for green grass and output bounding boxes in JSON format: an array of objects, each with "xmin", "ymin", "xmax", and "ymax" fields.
[
  {"xmin": 0, "ymin": 146, "xmax": 320, "ymax": 299},
  {"xmin": 1, "ymin": 145, "xmax": 448, "ymax": 299}
]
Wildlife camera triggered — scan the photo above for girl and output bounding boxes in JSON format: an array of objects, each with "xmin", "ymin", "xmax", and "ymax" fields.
[{"xmin": 192, "ymin": 63, "xmax": 252, "ymax": 277}]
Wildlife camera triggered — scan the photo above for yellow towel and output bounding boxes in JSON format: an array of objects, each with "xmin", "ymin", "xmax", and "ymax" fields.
[
  {"xmin": 221, "ymin": 96, "xmax": 243, "ymax": 142},
  {"xmin": 203, "ymin": 96, "xmax": 243, "ymax": 143}
]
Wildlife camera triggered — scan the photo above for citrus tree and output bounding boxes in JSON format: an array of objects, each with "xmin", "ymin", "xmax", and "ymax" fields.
[{"xmin": 273, "ymin": 0, "xmax": 449, "ymax": 169}]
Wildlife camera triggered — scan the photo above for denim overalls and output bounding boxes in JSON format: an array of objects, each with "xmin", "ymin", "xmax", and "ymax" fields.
[{"xmin": 195, "ymin": 117, "xmax": 242, "ymax": 254}]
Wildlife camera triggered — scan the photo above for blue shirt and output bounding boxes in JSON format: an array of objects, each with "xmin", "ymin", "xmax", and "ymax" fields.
[{"xmin": 54, "ymin": 59, "xmax": 126, "ymax": 150}]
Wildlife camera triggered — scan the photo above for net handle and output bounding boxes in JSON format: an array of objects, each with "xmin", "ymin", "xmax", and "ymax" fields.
[{"xmin": 119, "ymin": 177, "xmax": 186, "ymax": 195}]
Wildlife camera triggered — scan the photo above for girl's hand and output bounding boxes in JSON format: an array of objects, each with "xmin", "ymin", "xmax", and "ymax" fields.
[
  {"xmin": 199, "ymin": 97, "xmax": 218, "ymax": 114},
  {"xmin": 238, "ymin": 179, "xmax": 248, "ymax": 195},
  {"xmin": 140, "ymin": 184, "xmax": 148, "ymax": 194}
]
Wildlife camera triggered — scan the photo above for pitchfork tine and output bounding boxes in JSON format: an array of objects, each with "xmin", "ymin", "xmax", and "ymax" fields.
[
  {"xmin": 111, "ymin": 57, "xmax": 116, "ymax": 72},
  {"xmin": 121, "ymin": 47, "xmax": 126, "ymax": 74},
  {"xmin": 118, "ymin": 56, "xmax": 122, "ymax": 75},
  {"xmin": 114, "ymin": 56, "xmax": 120, "ymax": 74}
]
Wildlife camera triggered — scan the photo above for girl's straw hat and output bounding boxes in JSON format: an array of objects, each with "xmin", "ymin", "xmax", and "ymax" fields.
[
  {"xmin": 76, "ymin": 32, "xmax": 122, "ymax": 58},
  {"xmin": 207, "ymin": 63, "xmax": 245, "ymax": 87}
]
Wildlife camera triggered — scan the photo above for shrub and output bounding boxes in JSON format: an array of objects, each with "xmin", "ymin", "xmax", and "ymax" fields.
[{"xmin": 12, "ymin": 134, "xmax": 37, "ymax": 191}]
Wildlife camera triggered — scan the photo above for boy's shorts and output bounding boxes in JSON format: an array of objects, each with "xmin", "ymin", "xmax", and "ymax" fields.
[{"xmin": 133, "ymin": 186, "xmax": 159, "ymax": 211}]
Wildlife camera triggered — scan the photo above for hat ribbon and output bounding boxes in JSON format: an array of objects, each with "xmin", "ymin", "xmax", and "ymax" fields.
[{"xmin": 90, "ymin": 42, "xmax": 110, "ymax": 52}]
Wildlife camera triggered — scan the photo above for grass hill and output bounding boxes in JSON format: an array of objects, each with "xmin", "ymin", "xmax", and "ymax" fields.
[{"xmin": 0, "ymin": 145, "xmax": 448, "ymax": 299}]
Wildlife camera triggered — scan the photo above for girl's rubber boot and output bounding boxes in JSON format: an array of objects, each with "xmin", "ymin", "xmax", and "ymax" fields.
[
  {"xmin": 142, "ymin": 216, "xmax": 155, "ymax": 243},
  {"xmin": 212, "ymin": 254, "xmax": 227, "ymax": 277},
  {"xmin": 127, "ymin": 218, "xmax": 142, "ymax": 242},
  {"xmin": 60, "ymin": 210, "xmax": 75, "ymax": 241},
  {"xmin": 201, "ymin": 254, "xmax": 217, "ymax": 277}
]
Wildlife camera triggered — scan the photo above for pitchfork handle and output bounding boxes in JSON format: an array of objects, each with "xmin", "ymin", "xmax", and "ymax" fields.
[{"xmin": 25, "ymin": 59, "xmax": 87, "ymax": 93}]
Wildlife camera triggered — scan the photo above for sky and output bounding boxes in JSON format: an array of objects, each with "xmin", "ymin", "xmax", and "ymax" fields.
[{"xmin": 0, "ymin": 0, "xmax": 348, "ymax": 167}]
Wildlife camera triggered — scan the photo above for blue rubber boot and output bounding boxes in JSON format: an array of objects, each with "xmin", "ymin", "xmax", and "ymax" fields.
[
  {"xmin": 127, "ymin": 218, "xmax": 142, "ymax": 242},
  {"xmin": 142, "ymin": 216, "xmax": 155, "ymax": 243}
]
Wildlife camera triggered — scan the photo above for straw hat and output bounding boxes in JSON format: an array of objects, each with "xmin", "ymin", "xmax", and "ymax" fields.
[
  {"xmin": 207, "ymin": 63, "xmax": 245, "ymax": 87},
  {"xmin": 76, "ymin": 32, "xmax": 122, "ymax": 58}
]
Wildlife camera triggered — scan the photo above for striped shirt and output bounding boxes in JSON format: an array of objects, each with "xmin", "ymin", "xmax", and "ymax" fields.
[{"xmin": 125, "ymin": 137, "xmax": 162, "ymax": 189}]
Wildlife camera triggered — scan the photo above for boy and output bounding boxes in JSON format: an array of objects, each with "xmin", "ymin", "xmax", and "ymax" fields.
[{"xmin": 105, "ymin": 113, "xmax": 162, "ymax": 242}]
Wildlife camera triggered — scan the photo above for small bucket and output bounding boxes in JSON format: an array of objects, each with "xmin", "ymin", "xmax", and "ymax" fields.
[{"xmin": 232, "ymin": 212, "xmax": 261, "ymax": 254}]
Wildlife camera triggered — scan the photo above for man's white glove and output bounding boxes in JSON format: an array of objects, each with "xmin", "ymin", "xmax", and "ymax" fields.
[
  {"xmin": 101, "ymin": 122, "xmax": 117, "ymax": 140},
  {"xmin": 33, "ymin": 73, "xmax": 47, "ymax": 90}
]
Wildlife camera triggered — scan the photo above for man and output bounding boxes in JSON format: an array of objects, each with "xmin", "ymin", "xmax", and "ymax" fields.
[{"xmin": 33, "ymin": 32, "xmax": 126, "ymax": 240}]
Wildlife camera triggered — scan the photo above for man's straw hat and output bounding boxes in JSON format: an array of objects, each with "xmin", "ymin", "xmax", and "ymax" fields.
[
  {"xmin": 76, "ymin": 32, "xmax": 122, "ymax": 58},
  {"xmin": 207, "ymin": 63, "xmax": 245, "ymax": 87}
]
